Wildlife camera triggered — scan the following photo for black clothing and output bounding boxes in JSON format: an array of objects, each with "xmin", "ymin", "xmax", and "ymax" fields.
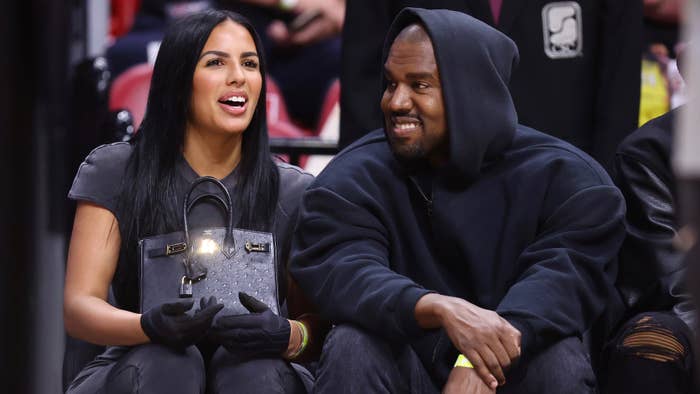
[
  {"xmin": 140, "ymin": 297, "xmax": 224, "ymax": 350},
  {"xmin": 66, "ymin": 142, "xmax": 314, "ymax": 390},
  {"xmin": 316, "ymin": 325, "xmax": 596, "ymax": 393},
  {"xmin": 603, "ymin": 312, "xmax": 694, "ymax": 394},
  {"xmin": 291, "ymin": 8, "xmax": 625, "ymax": 385},
  {"xmin": 613, "ymin": 108, "xmax": 695, "ymax": 328},
  {"xmin": 603, "ymin": 109, "xmax": 696, "ymax": 394},
  {"xmin": 339, "ymin": 0, "xmax": 642, "ymax": 170},
  {"xmin": 67, "ymin": 343, "xmax": 311, "ymax": 394},
  {"xmin": 68, "ymin": 142, "xmax": 314, "ymax": 313}
]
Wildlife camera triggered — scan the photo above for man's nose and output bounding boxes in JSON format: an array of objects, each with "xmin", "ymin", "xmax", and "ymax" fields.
[{"xmin": 388, "ymin": 85, "xmax": 412, "ymax": 112}]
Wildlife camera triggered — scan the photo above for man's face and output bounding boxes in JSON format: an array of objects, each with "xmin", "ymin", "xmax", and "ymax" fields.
[{"xmin": 381, "ymin": 26, "xmax": 447, "ymax": 166}]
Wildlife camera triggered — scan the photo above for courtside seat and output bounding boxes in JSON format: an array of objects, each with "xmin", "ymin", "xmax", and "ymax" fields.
[
  {"xmin": 110, "ymin": 0, "xmax": 141, "ymax": 38},
  {"xmin": 109, "ymin": 62, "xmax": 153, "ymax": 130}
]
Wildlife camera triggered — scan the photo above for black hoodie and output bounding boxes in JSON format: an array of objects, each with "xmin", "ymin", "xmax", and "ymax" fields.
[{"xmin": 290, "ymin": 8, "xmax": 625, "ymax": 383}]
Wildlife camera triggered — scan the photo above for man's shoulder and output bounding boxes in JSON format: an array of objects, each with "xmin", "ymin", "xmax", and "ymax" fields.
[
  {"xmin": 314, "ymin": 130, "xmax": 396, "ymax": 185},
  {"xmin": 507, "ymin": 126, "xmax": 613, "ymax": 186}
]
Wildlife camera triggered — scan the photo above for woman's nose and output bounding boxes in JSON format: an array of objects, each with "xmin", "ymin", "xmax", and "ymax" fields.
[{"xmin": 227, "ymin": 65, "xmax": 245, "ymax": 86}]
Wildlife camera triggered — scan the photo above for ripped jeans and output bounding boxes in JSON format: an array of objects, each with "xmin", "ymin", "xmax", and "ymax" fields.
[{"xmin": 603, "ymin": 312, "xmax": 694, "ymax": 394}]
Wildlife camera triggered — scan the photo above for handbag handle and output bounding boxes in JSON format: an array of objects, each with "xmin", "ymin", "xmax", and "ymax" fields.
[{"xmin": 182, "ymin": 176, "xmax": 237, "ymax": 280}]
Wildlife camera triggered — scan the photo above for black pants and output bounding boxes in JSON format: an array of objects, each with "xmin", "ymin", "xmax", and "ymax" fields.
[
  {"xmin": 603, "ymin": 311, "xmax": 694, "ymax": 394},
  {"xmin": 66, "ymin": 344, "xmax": 312, "ymax": 394},
  {"xmin": 313, "ymin": 325, "xmax": 596, "ymax": 394}
]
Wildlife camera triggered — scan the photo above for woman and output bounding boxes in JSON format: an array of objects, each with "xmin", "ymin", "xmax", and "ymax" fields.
[{"xmin": 64, "ymin": 10, "xmax": 321, "ymax": 393}]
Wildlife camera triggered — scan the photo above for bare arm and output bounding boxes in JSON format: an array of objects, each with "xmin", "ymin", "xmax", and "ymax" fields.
[
  {"xmin": 63, "ymin": 202, "xmax": 149, "ymax": 346},
  {"xmin": 415, "ymin": 293, "xmax": 521, "ymax": 389}
]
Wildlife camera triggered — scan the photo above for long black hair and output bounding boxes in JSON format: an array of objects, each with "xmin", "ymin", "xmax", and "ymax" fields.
[{"xmin": 117, "ymin": 10, "xmax": 279, "ymax": 307}]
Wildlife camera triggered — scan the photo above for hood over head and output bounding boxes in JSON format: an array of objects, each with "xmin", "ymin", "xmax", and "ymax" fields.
[{"xmin": 382, "ymin": 8, "xmax": 519, "ymax": 182}]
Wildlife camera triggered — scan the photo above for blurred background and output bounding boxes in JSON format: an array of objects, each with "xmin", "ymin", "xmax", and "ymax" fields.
[{"xmin": 1, "ymin": 0, "xmax": 698, "ymax": 392}]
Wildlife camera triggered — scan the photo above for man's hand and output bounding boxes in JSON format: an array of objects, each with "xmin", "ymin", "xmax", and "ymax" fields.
[
  {"xmin": 443, "ymin": 366, "xmax": 496, "ymax": 394},
  {"xmin": 415, "ymin": 294, "xmax": 521, "ymax": 389}
]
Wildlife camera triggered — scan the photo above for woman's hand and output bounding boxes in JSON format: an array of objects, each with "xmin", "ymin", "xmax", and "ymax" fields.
[
  {"xmin": 209, "ymin": 292, "xmax": 292, "ymax": 358},
  {"xmin": 140, "ymin": 296, "xmax": 223, "ymax": 350}
]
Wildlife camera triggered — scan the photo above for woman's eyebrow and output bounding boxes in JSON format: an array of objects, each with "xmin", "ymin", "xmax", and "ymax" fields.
[
  {"xmin": 198, "ymin": 50, "xmax": 259, "ymax": 60},
  {"xmin": 199, "ymin": 50, "xmax": 229, "ymax": 60}
]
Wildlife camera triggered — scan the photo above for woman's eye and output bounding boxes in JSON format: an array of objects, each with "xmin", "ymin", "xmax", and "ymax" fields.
[
  {"xmin": 206, "ymin": 58, "xmax": 224, "ymax": 67},
  {"xmin": 243, "ymin": 59, "xmax": 259, "ymax": 69}
]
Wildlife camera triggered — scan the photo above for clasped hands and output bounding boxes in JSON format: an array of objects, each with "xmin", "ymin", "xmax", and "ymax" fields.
[
  {"xmin": 418, "ymin": 294, "xmax": 521, "ymax": 393},
  {"xmin": 140, "ymin": 292, "xmax": 298, "ymax": 358}
]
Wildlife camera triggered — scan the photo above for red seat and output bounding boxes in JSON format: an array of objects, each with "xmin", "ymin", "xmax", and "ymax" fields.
[
  {"xmin": 111, "ymin": 0, "xmax": 141, "ymax": 38},
  {"xmin": 315, "ymin": 79, "xmax": 340, "ymax": 136},
  {"xmin": 109, "ymin": 63, "xmax": 153, "ymax": 130},
  {"xmin": 265, "ymin": 77, "xmax": 292, "ymax": 125}
]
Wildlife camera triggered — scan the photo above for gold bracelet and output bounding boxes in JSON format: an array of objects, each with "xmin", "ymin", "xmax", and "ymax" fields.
[
  {"xmin": 454, "ymin": 354, "xmax": 474, "ymax": 369},
  {"xmin": 278, "ymin": 0, "xmax": 298, "ymax": 11},
  {"xmin": 288, "ymin": 321, "xmax": 308, "ymax": 359}
]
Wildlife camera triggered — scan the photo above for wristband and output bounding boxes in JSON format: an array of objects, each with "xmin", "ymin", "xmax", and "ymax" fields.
[
  {"xmin": 278, "ymin": 0, "xmax": 298, "ymax": 11},
  {"xmin": 454, "ymin": 354, "xmax": 474, "ymax": 369},
  {"xmin": 288, "ymin": 320, "xmax": 309, "ymax": 359}
]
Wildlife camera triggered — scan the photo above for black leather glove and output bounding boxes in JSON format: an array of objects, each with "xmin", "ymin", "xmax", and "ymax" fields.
[
  {"xmin": 209, "ymin": 292, "xmax": 291, "ymax": 358},
  {"xmin": 141, "ymin": 296, "xmax": 224, "ymax": 349}
]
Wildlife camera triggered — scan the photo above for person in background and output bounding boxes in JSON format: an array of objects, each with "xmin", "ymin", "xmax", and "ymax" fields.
[
  {"xmin": 107, "ymin": 0, "xmax": 344, "ymax": 129},
  {"xmin": 339, "ymin": 0, "xmax": 642, "ymax": 171},
  {"xmin": 291, "ymin": 8, "xmax": 625, "ymax": 393},
  {"xmin": 603, "ymin": 49, "xmax": 695, "ymax": 391},
  {"xmin": 106, "ymin": 0, "xmax": 212, "ymax": 77},
  {"xmin": 64, "ymin": 10, "xmax": 324, "ymax": 393},
  {"xmin": 220, "ymin": 0, "xmax": 345, "ymax": 129}
]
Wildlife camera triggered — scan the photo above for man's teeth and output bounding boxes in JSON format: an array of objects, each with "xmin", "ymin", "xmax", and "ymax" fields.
[{"xmin": 396, "ymin": 122, "xmax": 420, "ymax": 130}]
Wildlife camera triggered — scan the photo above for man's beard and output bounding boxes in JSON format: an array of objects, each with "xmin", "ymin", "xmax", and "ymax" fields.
[{"xmin": 387, "ymin": 136, "xmax": 429, "ymax": 170}]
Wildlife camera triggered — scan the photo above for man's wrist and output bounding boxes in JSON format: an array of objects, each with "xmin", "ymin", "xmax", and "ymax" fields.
[
  {"xmin": 454, "ymin": 354, "xmax": 474, "ymax": 368},
  {"xmin": 414, "ymin": 293, "xmax": 447, "ymax": 329}
]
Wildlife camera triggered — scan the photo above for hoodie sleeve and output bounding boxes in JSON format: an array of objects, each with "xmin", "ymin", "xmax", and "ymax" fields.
[
  {"xmin": 290, "ymin": 186, "xmax": 432, "ymax": 341},
  {"xmin": 496, "ymin": 184, "xmax": 626, "ymax": 356}
]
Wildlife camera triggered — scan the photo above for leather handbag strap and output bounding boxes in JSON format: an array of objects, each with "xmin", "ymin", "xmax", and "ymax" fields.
[{"xmin": 182, "ymin": 176, "xmax": 237, "ymax": 280}]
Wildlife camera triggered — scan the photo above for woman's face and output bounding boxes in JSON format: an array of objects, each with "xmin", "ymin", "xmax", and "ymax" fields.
[{"xmin": 188, "ymin": 20, "xmax": 263, "ymax": 137}]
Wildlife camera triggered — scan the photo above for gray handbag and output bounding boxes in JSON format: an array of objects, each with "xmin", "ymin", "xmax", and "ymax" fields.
[{"xmin": 138, "ymin": 176, "xmax": 280, "ymax": 315}]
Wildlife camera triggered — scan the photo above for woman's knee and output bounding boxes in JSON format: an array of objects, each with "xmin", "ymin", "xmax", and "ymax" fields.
[
  {"xmin": 209, "ymin": 347, "xmax": 305, "ymax": 394},
  {"xmin": 106, "ymin": 344, "xmax": 205, "ymax": 394}
]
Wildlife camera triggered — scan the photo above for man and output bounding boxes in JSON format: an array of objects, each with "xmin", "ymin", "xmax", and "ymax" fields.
[
  {"xmin": 290, "ymin": 8, "xmax": 626, "ymax": 393},
  {"xmin": 603, "ymin": 105, "xmax": 695, "ymax": 393},
  {"xmin": 339, "ymin": 0, "xmax": 642, "ymax": 171}
]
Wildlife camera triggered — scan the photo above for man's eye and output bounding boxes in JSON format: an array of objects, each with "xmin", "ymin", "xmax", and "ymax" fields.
[
  {"xmin": 386, "ymin": 81, "xmax": 397, "ymax": 91},
  {"xmin": 413, "ymin": 82, "xmax": 429, "ymax": 89},
  {"xmin": 206, "ymin": 58, "xmax": 224, "ymax": 66}
]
